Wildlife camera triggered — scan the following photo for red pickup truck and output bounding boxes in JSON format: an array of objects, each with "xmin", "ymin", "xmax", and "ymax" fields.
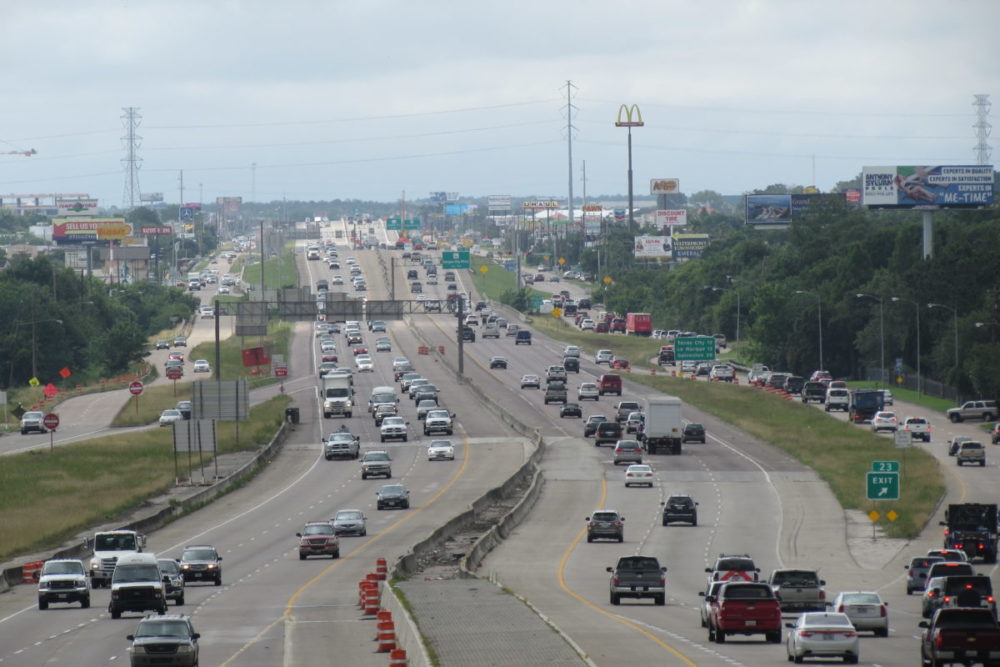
[
  {"xmin": 705, "ymin": 582, "xmax": 782, "ymax": 644},
  {"xmin": 920, "ymin": 607, "xmax": 1000, "ymax": 666}
]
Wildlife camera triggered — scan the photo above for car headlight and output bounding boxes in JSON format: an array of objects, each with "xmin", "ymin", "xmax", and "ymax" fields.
[
  {"xmin": 129, "ymin": 646, "xmax": 146, "ymax": 655},
  {"xmin": 90, "ymin": 558, "xmax": 100, "ymax": 571},
  {"xmin": 181, "ymin": 563, "xmax": 191, "ymax": 570},
  {"xmin": 38, "ymin": 581, "xmax": 50, "ymax": 590},
  {"xmin": 207, "ymin": 563, "xmax": 217, "ymax": 569},
  {"xmin": 175, "ymin": 644, "xmax": 194, "ymax": 654}
]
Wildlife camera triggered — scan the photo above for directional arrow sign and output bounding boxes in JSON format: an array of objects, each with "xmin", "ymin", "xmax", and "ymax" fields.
[{"xmin": 866, "ymin": 472, "xmax": 900, "ymax": 500}]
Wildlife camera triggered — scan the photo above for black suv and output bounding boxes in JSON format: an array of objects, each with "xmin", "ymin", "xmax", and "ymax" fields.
[
  {"xmin": 127, "ymin": 615, "xmax": 200, "ymax": 667},
  {"xmin": 460, "ymin": 326, "xmax": 476, "ymax": 343},
  {"xmin": 682, "ymin": 423, "xmax": 706, "ymax": 443},
  {"xmin": 584, "ymin": 415, "xmax": 608, "ymax": 437},
  {"xmin": 595, "ymin": 421, "xmax": 623, "ymax": 446},
  {"xmin": 661, "ymin": 495, "xmax": 698, "ymax": 526},
  {"xmin": 179, "ymin": 546, "xmax": 223, "ymax": 586},
  {"xmin": 562, "ymin": 357, "xmax": 580, "ymax": 373}
]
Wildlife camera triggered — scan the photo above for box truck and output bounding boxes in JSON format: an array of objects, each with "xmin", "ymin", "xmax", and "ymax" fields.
[{"xmin": 642, "ymin": 396, "xmax": 683, "ymax": 455}]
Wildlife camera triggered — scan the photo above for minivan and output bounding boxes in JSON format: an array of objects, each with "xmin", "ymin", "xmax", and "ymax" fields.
[
  {"xmin": 598, "ymin": 373, "xmax": 622, "ymax": 396},
  {"xmin": 515, "ymin": 330, "xmax": 532, "ymax": 345}
]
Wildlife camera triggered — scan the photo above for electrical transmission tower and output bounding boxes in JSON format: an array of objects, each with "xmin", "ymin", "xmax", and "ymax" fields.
[
  {"xmin": 973, "ymin": 94, "xmax": 991, "ymax": 165},
  {"xmin": 121, "ymin": 107, "xmax": 143, "ymax": 209},
  {"xmin": 564, "ymin": 80, "xmax": 577, "ymax": 235}
]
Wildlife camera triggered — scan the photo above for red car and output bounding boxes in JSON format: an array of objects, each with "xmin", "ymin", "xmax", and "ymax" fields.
[
  {"xmin": 611, "ymin": 359, "xmax": 631, "ymax": 370},
  {"xmin": 352, "ymin": 346, "xmax": 368, "ymax": 356},
  {"xmin": 595, "ymin": 321, "xmax": 610, "ymax": 333},
  {"xmin": 610, "ymin": 318, "xmax": 626, "ymax": 333},
  {"xmin": 321, "ymin": 353, "xmax": 338, "ymax": 363},
  {"xmin": 168, "ymin": 352, "xmax": 184, "ymax": 363}
]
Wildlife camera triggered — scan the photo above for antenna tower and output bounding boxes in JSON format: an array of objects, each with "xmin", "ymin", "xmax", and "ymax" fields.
[
  {"xmin": 973, "ymin": 94, "xmax": 991, "ymax": 165},
  {"xmin": 121, "ymin": 107, "xmax": 142, "ymax": 209},
  {"xmin": 564, "ymin": 80, "xmax": 578, "ymax": 233}
]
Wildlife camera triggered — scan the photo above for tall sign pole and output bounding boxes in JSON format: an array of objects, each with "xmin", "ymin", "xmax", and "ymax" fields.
[{"xmin": 615, "ymin": 104, "xmax": 644, "ymax": 233}]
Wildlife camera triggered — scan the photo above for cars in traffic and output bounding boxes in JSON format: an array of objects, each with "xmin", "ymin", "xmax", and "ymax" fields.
[
  {"xmin": 831, "ymin": 591, "xmax": 889, "ymax": 636},
  {"xmin": 37, "ymin": 559, "xmax": 90, "ymax": 609},
  {"xmin": 126, "ymin": 614, "xmax": 200, "ymax": 667},
  {"xmin": 661, "ymin": 495, "xmax": 698, "ymax": 526},
  {"xmin": 520, "ymin": 374, "xmax": 540, "ymax": 389},
  {"xmin": 192, "ymin": 360, "xmax": 211, "ymax": 373},
  {"xmin": 297, "ymin": 521, "xmax": 340, "ymax": 559},
  {"xmin": 179, "ymin": 545, "xmax": 222, "ymax": 586},
  {"xmin": 361, "ymin": 451, "xmax": 392, "ymax": 479},
  {"xmin": 607, "ymin": 555, "xmax": 666, "ymax": 605},
  {"xmin": 158, "ymin": 558, "xmax": 185, "ymax": 606},
  {"xmin": 427, "ymin": 440, "xmax": 456, "ymax": 461},
  {"xmin": 376, "ymin": 484, "xmax": 410, "ymax": 510},
  {"xmin": 586, "ymin": 510, "xmax": 624, "ymax": 543},
  {"xmin": 623, "ymin": 464, "xmax": 654, "ymax": 487},
  {"xmin": 577, "ymin": 382, "xmax": 599, "ymax": 401},
  {"xmin": 785, "ymin": 612, "xmax": 859, "ymax": 663},
  {"xmin": 159, "ymin": 410, "xmax": 183, "ymax": 427},
  {"xmin": 332, "ymin": 509, "xmax": 367, "ymax": 537},
  {"xmin": 560, "ymin": 402, "xmax": 582, "ymax": 418}
]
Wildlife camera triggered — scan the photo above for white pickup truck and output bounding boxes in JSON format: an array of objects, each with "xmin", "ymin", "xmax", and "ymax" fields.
[{"xmin": 901, "ymin": 416, "xmax": 932, "ymax": 442}]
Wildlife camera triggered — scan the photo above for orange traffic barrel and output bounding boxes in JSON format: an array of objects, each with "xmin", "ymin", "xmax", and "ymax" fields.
[
  {"xmin": 389, "ymin": 648, "xmax": 409, "ymax": 667},
  {"xmin": 21, "ymin": 561, "xmax": 43, "ymax": 584},
  {"xmin": 375, "ymin": 558, "xmax": 388, "ymax": 580},
  {"xmin": 376, "ymin": 621, "xmax": 397, "ymax": 652}
]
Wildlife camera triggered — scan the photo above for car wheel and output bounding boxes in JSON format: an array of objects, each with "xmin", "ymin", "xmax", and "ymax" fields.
[
  {"xmin": 617, "ymin": 535, "xmax": 623, "ymax": 543},
  {"xmin": 38, "ymin": 599, "xmax": 48, "ymax": 610},
  {"xmin": 111, "ymin": 608, "xmax": 121, "ymax": 619},
  {"xmin": 610, "ymin": 592, "xmax": 620, "ymax": 605},
  {"xmin": 715, "ymin": 629, "xmax": 726, "ymax": 644},
  {"xmin": 378, "ymin": 503, "xmax": 384, "ymax": 510},
  {"xmin": 333, "ymin": 550, "xmax": 340, "ymax": 559},
  {"xmin": 654, "ymin": 594, "xmax": 665, "ymax": 606},
  {"xmin": 707, "ymin": 627, "xmax": 715, "ymax": 642},
  {"xmin": 950, "ymin": 414, "xmax": 961, "ymax": 423},
  {"xmin": 362, "ymin": 473, "xmax": 368, "ymax": 480},
  {"xmin": 403, "ymin": 436, "xmax": 408, "ymax": 442},
  {"xmin": 793, "ymin": 655, "xmax": 804, "ymax": 664},
  {"xmin": 875, "ymin": 626, "xmax": 888, "ymax": 637},
  {"xmin": 361, "ymin": 529, "xmax": 367, "ymax": 536},
  {"xmin": 380, "ymin": 436, "xmax": 385, "ymax": 442},
  {"xmin": 215, "ymin": 576, "xmax": 222, "ymax": 586},
  {"xmin": 587, "ymin": 535, "xmax": 593, "ymax": 543},
  {"xmin": 844, "ymin": 656, "xmax": 858, "ymax": 665},
  {"xmin": 767, "ymin": 631, "xmax": 781, "ymax": 644},
  {"xmin": 176, "ymin": 594, "xmax": 184, "ymax": 606}
]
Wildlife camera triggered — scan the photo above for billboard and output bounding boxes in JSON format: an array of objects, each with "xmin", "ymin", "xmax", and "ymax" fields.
[
  {"xmin": 216, "ymin": 196, "xmax": 242, "ymax": 214},
  {"xmin": 53, "ymin": 218, "xmax": 131, "ymax": 244},
  {"xmin": 56, "ymin": 198, "xmax": 99, "ymax": 216},
  {"xmin": 141, "ymin": 225, "xmax": 173, "ymax": 235},
  {"xmin": 672, "ymin": 234, "xmax": 710, "ymax": 259},
  {"xmin": 488, "ymin": 195, "xmax": 511, "ymax": 212},
  {"xmin": 745, "ymin": 193, "xmax": 845, "ymax": 225},
  {"xmin": 140, "ymin": 192, "xmax": 164, "ymax": 203},
  {"xmin": 634, "ymin": 235, "xmax": 672, "ymax": 258},
  {"xmin": 650, "ymin": 178, "xmax": 680, "ymax": 195},
  {"xmin": 654, "ymin": 209, "xmax": 687, "ymax": 226},
  {"xmin": 862, "ymin": 165, "xmax": 994, "ymax": 208},
  {"xmin": 522, "ymin": 200, "xmax": 560, "ymax": 210},
  {"xmin": 445, "ymin": 204, "xmax": 471, "ymax": 215}
]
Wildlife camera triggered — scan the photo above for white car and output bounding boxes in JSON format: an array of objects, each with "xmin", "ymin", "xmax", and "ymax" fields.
[
  {"xmin": 380, "ymin": 416, "xmax": 408, "ymax": 442},
  {"xmin": 193, "ymin": 359, "xmax": 211, "ymax": 373},
  {"xmin": 199, "ymin": 306, "xmax": 214, "ymax": 318},
  {"xmin": 871, "ymin": 411, "xmax": 898, "ymax": 433},
  {"xmin": 785, "ymin": 612, "xmax": 859, "ymax": 663},
  {"xmin": 595, "ymin": 349, "xmax": 614, "ymax": 364},
  {"xmin": 580, "ymin": 319, "xmax": 595, "ymax": 331},
  {"xmin": 159, "ymin": 409, "xmax": 183, "ymax": 427},
  {"xmin": 563, "ymin": 345, "xmax": 581, "ymax": 358},
  {"xmin": 624, "ymin": 464, "xmax": 654, "ymax": 487},
  {"xmin": 332, "ymin": 275, "xmax": 344, "ymax": 285},
  {"xmin": 578, "ymin": 383, "xmax": 599, "ymax": 401},
  {"xmin": 321, "ymin": 341, "xmax": 337, "ymax": 353},
  {"xmin": 427, "ymin": 440, "xmax": 456, "ymax": 461},
  {"xmin": 217, "ymin": 285, "xmax": 231, "ymax": 295},
  {"xmin": 355, "ymin": 354, "xmax": 374, "ymax": 372},
  {"xmin": 831, "ymin": 591, "xmax": 889, "ymax": 636}
]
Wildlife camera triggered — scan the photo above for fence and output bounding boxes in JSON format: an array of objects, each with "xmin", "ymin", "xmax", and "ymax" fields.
[{"xmin": 862, "ymin": 368, "xmax": 960, "ymax": 403}]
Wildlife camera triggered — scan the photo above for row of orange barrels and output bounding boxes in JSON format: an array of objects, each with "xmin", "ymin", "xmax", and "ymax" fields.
[
  {"xmin": 360, "ymin": 558, "xmax": 410, "ymax": 666},
  {"xmin": 417, "ymin": 345, "xmax": 446, "ymax": 356}
]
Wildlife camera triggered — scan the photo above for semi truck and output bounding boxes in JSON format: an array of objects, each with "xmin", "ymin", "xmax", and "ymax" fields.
[
  {"xmin": 940, "ymin": 503, "xmax": 998, "ymax": 563},
  {"xmin": 322, "ymin": 374, "xmax": 354, "ymax": 418},
  {"xmin": 642, "ymin": 396, "xmax": 684, "ymax": 455},
  {"xmin": 625, "ymin": 313, "xmax": 652, "ymax": 336}
]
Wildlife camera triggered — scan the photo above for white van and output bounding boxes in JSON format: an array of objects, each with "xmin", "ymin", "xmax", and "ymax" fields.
[
  {"xmin": 108, "ymin": 553, "xmax": 166, "ymax": 618},
  {"xmin": 368, "ymin": 386, "xmax": 398, "ymax": 414}
]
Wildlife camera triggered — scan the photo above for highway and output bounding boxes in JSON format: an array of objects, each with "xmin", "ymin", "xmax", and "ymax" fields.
[{"xmin": 1, "ymin": 218, "xmax": 996, "ymax": 666}]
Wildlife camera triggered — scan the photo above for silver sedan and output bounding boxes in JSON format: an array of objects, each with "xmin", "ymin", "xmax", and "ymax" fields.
[{"xmin": 786, "ymin": 612, "xmax": 859, "ymax": 664}]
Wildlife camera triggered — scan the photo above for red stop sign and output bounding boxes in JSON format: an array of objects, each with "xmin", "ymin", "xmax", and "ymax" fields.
[
  {"xmin": 43, "ymin": 413, "xmax": 60, "ymax": 430},
  {"xmin": 128, "ymin": 381, "xmax": 144, "ymax": 396},
  {"xmin": 166, "ymin": 367, "xmax": 183, "ymax": 380}
]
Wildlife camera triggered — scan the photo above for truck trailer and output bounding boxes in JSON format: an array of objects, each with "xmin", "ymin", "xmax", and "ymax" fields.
[{"xmin": 642, "ymin": 396, "xmax": 683, "ymax": 455}]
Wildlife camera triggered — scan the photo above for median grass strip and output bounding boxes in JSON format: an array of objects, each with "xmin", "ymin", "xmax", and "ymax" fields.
[
  {"xmin": 0, "ymin": 395, "xmax": 290, "ymax": 561},
  {"xmin": 243, "ymin": 243, "xmax": 298, "ymax": 290}
]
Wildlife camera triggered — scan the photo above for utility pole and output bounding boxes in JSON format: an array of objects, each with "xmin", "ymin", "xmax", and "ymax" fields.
[
  {"xmin": 121, "ymin": 107, "xmax": 142, "ymax": 209},
  {"xmin": 251, "ymin": 163, "xmax": 257, "ymax": 202},
  {"xmin": 178, "ymin": 170, "xmax": 184, "ymax": 208},
  {"xmin": 565, "ymin": 80, "xmax": 577, "ymax": 242}
]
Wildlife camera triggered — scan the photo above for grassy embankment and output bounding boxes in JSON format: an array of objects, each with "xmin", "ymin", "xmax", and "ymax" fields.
[
  {"xmin": 482, "ymin": 274, "xmax": 944, "ymax": 539},
  {"xmin": 0, "ymin": 394, "xmax": 290, "ymax": 561},
  {"xmin": 242, "ymin": 244, "xmax": 299, "ymax": 290}
]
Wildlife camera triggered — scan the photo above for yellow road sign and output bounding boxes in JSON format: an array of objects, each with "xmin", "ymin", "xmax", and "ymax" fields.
[
  {"xmin": 29, "ymin": 377, "xmax": 40, "ymax": 387},
  {"xmin": 479, "ymin": 265, "xmax": 488, "ymax": 273},
  {"xmin": 603, "ymin": 276, "xmax": 612, "ymax": 284},
  {"xmin": 552, "ymin": 308, "xmax": 562, "ymax": 318},
  {"xmin": 868, "ymin": 510, "xmax": 880, "ymax": 521}
]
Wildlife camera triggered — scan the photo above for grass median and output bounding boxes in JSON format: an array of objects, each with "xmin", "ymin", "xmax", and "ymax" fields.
[{"xmin": 0, "ymin": 395, "xmax": 290, "ymax": 562}]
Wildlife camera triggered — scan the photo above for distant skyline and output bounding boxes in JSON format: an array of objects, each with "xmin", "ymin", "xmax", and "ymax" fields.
[{"xmin": 0, "ymin": 1, "xmax": 995, "ymax": 207}]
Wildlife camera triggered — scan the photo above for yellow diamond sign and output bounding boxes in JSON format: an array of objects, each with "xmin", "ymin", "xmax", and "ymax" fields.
[
  {"xmin": 551, "ymin": 307, "xmax": 562, "ymax": 318},
  {"xmin": 479, "ymin": 265, "xmax": 488, "ymax": 274},
  {"xmin": 886, "ymin": 510, "xmax": 899, "ymax": 522},
  {"xmin": 868, "ymin": 510, "xmax": 880, "ymax": 522}
]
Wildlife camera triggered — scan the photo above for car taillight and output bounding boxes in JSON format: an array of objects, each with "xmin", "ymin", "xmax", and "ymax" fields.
[
  {"xmin": 944, "ymin": 529, "xmax": 950, "ymax": 535},
  {"xmin": 943, "ymin": 596, "xmax": 952, "ymax": 603},
  {"xmin": 979, "ymin": 544, "xmax": 986, "ymax": 550},
  {"xmin": 989, "ymin": 596, "xmax": 996, "ymax": 603},
  {"xmin": 659, "ymin": 577, "xmax": 665, "ymax": 585},
  {"xmin": 837, "ymin": 604, "xmax": 844, "ymax": 612},
  {"xmin": 842, "ymin": 631, "xmax": 857, "ymax": 638},
  {"xmin": 909, "ymin": 569, "xmax": 916, "ymax": 576},
  {"xmin": 934, "ymin": 634, "xmax": 944, "ymax": 649},
  {"xmin": 615, "ymin": 521, "xmax": 623, "ymax": 526},
  {"xmin": 798, "ymin": 630, "xmax": 814, "ymax": 638},
  {"xmin": 880, "ymin": 605, "xmax": 887, "ymax": 617},
  {"xmin": 818, "ymin": 591, "xmax": 825, "ymax": 600},
  {"xmin": 612, "ymin": 577, "xmax": 620, "ymax": 585}
]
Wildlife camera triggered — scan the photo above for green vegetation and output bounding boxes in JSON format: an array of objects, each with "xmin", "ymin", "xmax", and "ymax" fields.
[
  {"xmin": 243, "ymin": 243, "xmax": 298, "ymax": 290},
  {"xmin": 0, "ymin": 395, "xmax": 290, "ymax": 560},
  {"xmin": 112, "ymin": 320, "xmax": 292, "ymax": 427}
]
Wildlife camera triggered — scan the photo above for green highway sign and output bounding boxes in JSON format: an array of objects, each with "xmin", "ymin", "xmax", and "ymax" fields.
[
  {"xmin": 674, "ymin": 336, "xmax": 716, "ymax": 362},
  {"xmin": 871, "ymin": 460, "xmax": 899, "ymax": 473},
  {"xmin": 386, "ymin": 217, "xmax": 401, "ymax": 230},
  {"xmin": 866, "ymin": 472, "xmax": 900, "ymax": 500},
  {"xmin": 441, "ymin": 251, "xmax": 470, "ymax": 270},
  {"xmin": 404, "ymin": 218, "xmax": 421, "ymax": 230}
]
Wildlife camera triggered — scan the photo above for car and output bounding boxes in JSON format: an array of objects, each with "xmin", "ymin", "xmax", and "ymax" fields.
[
  {"xmin": 956, "ymin": 440, "xmax": 986, "ymax": 466},
  {"xmin": 625, "ymin": 411, "xmax": 644, "ymax": 434},
  {"xmin": 412, "ymin": 384, "xmax": 439, "ymax": 404},
  {"xmin": 332, "ymin": 509, "xmax": 367, "ymax": 537},
  {"xmin": 361, "ymin": 450, "xmax": 392, "ymax": 479},
  {"xmin": 505, "ymin": 323, "xmax": 520, "ymax": 336},
  {"xmin": 199, "ymin": 306, "xmax": 214, "ymax": 319},
  {"xmin": 682, "ymin": 423, "xmax": 706, "ymax": 443},
  {"xmin": 37, "ymin": 559, "xmax": 90, "ymax": 609},
  {"xmin": 19, "ymin": 410, "xmax": 46, "ymax": 434},
  {"xmin": 880, "ymin": 389, "xmax": 894, "ymax": 406},
  {"xmin": 785, "ymin": 612, "xmax": 860, "ymax": 664},
  {"xmin": 947, "ymin": 435, "xmax": 974, "ymax": 456},
  {"xmin": 871, "ymin": 411, "xmax": 899, "ymax": 433},
  {"xmin": 514, "ymin": 330, "xmax": 532, "ymax": 345},
  {"xmin": 613, "ymin": 440, "xmax": 644, "ymax": 465},
  {"xmin": 164, "ymin": 359, "xmax": 184, "ymax": 373},
  {"xmin": 355, "ymin": 354, "xmax": 374, "ymax": 372},
  {"xmin": 598, "ymin": 373, "xmax": 622, "ymax": 396},
  {"xmin": 373, "ymin": 403, "xmax": 399, "ymax": 426},
  {"xmin": 377, "ymin": 484, "xmax": 410, "ymax": 510},
  {"xmin": 297, "ymin": 521, "xmax": 340, "ymax": 559},
  {"xmin": 562, "ymin": 356, "xmax": 580, "ymax": 373},
  {"xmin": 624, "ymin": 464, "xmax": 654, "ymax": 487},
  {"xmin": 179, "ymin": 545, "xmax": 223, "ymax": 585},
  {"xmin": 560, "ymin": 403, "xmax": 583, "ymax": 418},
  {"xmin": 710, "ymin": 364, "xmax": 735, "ymax": 382},
  {"xmin": 157, "ymin": 558, "xmax": 185, "ymax": 606},
  {"xmin": 192, "ymin": 359, "xmax": 211, "ymax": 373},
  {"xmin": 351, "ymin": 345, "xmax": 368, "ymax": 356},
  {"xmin": 563, "ymin": 345, "xmax": 581, "ymax": 358},
  {"xmin": 159, "ymin": 409, "xmax": 183, "ymax": 427},
  {"xmin": 580, "ymin": 318, "xmax": 595, "ymax": 331},
  {"xmin": 699, "ymin": 581, "xmax": 726, "ymax": 627},
  {"xmin": 155, "ymin": 340, "xmax": 171, "ymax": 350},
  {"xmin": 707, "ymin": 554, "xmax": 760, "ymax": 582},
  {"xmin": 375, "ymin": 339, "xmax": 392, "ymax": 352},
  {"xmin": 905, "ymin": 555, "xmax": 945, "ymax": 594},
  {"xmin": 947, "ymin": 399, "xmax": 998, "ymax": 423},
  {"xmin": 489, "ymin": 356, "xmax": 508, "ymax": 369},
  {"xmin": 321, "ymin": 340, "xmax": 337, "ymax": 353},
  {"xmin": 427, "ymin": 440, "xmax": 456, "ymax": 461},
  {"xmin": 317, "ymin": 361, "xmax": 338, "ymax": 378},
  {"xmin": 379, "ymin": 416, "xmax": 408, "ymax": 442},
  {"xmin": 584, "ymin": 415, "xmax": 608, "ymax": 437},
  {"xmin": 586, "ymin": 509, "xmax": 624, "ymax": 542},
  {"xmin": 415, "ymin": 399, "xmax": 439, "ymax": 421},
  {"xmin": 217, "ymin": 285, "xmax": 231, "ymax": 295},
  {"xmin": 173, "ymin": 336, "xmax": 187, "ymax": 347},
  {"xmin": 126, "ymin": 614, "xmax": 200, "ymax": 667},
  {"xmin": 168, "ymin": 351, "xmax": 185, "ymax": 363},
  {"xmin": 520, "ymin": 374, "xmax": 541, "ymax": 389},
  {"xmin": 661, "ymin": 494, "xmax": 698, "ymax": 525},
  {"xmin": 831, "ymin": 591, "xmax": 889, "ymax": 636},
  {"xmin": 578, "ymin": 382, "xmax": 599, "ymax": 401},
  {"xmin": 901, "ymin": 416, "xmax": 932, "ymax": 442},
  {"xmin": 175, "ymin": 401, "xmax": 192, "ymax": 419},
  {"xmin": 423, "ymin": 409, "xmax": 454, "ymax": 435},
  {"xmin": 595, "ymin": 420, "xmax": 623, "ymax": 446}
]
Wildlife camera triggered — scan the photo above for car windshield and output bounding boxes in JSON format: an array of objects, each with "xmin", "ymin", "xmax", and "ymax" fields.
[
  {"xmin": 113, "ymin": 564, "xmax": 160, "ymax": 583},
  {"xmin": 617, "ymin": 557, "xmax": 659, "ymax": 570},
  {"xmin": 591, "ymin": 512, "xmax": 619, "ymax": 522},
  {"xmin": 43, "ymin": 561, "xmax": 84, "ymax": 575},
  {"xmin": 381, "ymin": 486, "xmax": 406, "ymax": 496},
  {"xmin": 772, "ymin": 570, "xmax": 819, "ymax": 586},
  {"xmin": 427, "ymin": 410, "xmax": 449, "ymax": 419},
  {"xmin": 336, "ymin": 511, "xmax": 363, "ymax": 521},
  {"xmin": 365, "ymin": 453, "xmax": 390, "ymax": 462},
  {"xmin": 95, "ymin": 534, "xmax": 138, "ymax": 550},
  {"xmin": 158, "ymin": 560, "xmax": 180, "ymax": 574},
  {"xmin": 429, "ymin": 441, "xmax": 452, "ymax": 448},
  {"xmin": 723, "ymin": 584, "xmax": 771, "ymax": 599},
  {"xmin": 383, "ymin": 417, "xmax": 404, "ymax": 426},
  {"xmin": 303, "ymin": 524, "xmax": 334, "ymax": 536},
  {"xmin": 182, "ymin": 548, "xmax": 217, "ymax": 561},
  {"xmin": 135, "ymin": 620, "xmax": 193, "ymax": 638},
  {"xmin": 667, "ymin": 496, "xmax": 693, "ymax": 507},
  {"xmin": 718, "ymin": 558, "xmax": 755, "ymax": 571},
  {"xmin": 842, "ymin": 593, "xmax": 881, "ymax": 604}
]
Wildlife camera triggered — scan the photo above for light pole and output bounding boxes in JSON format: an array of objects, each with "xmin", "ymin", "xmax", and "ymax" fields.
[
  {"xmin": 794, "ymin": 290, "xmax": 823, "ymax": 371},
  {"xmin": 615, "ymin": 104, "xmax": 643, "ymax": 233},
  {"xmin": 856, "ymin": 294, "xmax": 885, "ymax": 385},
  {"xmin": 928, "ymin": 303, "xmax": 959, "ymax": 371},
  {"xmin": 890, "ymin": 296, "xmax": 921, "ymax": 394},
  {"xmin": 706, "ymin": 286, "xmax": 741, "ymax": 348},
  {"xmin": 14, "ymin": 318, "xmax": 64, "ymax": 381}
]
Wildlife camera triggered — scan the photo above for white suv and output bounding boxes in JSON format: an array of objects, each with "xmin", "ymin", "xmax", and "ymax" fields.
[
  {"xmin": 595, "ymin": 350, "xmax": 614, "ymax": 365},
  {"xmin": 709, "ymin": 365, "xmax": 735, "ymax": 382},
  {"xmin": 20, "ymin": 411, "xmax": 46, "ymax": 435},
  {"xmin": 825, "ymin": 388, "xmax": 849, "ymax": 412},
  {"xmin": 871, "ymin": 411, "xmax": 899, "ymax": 433}
]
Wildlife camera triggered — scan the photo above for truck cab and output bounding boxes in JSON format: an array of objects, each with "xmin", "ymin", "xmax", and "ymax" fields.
[{"xmin": 89, "ymin": 530, "xmax": 146, "ymax": 588}]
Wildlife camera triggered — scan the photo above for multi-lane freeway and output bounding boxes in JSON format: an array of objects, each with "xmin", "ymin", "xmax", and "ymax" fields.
[{"xmin": 1, "ymin": 218, "xmax": 996, "ymax": 666}]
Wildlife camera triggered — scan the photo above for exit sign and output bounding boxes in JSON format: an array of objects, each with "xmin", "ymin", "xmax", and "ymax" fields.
[
  {"xmin": 674, "ymin": 336, "xmax": 716, "ymax": 362},
  {"xmin": 442, "ymin": 251, "xmax": 470, "ymax": 269},
  {"xmin": 866, "ymin": 472, "xmax": 900, "ymax": 500}
]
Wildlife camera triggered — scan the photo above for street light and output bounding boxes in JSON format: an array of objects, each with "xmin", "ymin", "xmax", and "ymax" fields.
[
  {"xmin": 855, "ymin": 294, "xmax": 885, "ymax": 385},
  {"xmin": 614, "ymin": 104, "xmax": 644, "ymax": 232},
  {"xmin": 14, "ymin": 318, "xmax": 64, "ymax": 381},
  {"xmin": 706, "ymin": 286, "xmax": 741, "ymax": 348},
  {"xmin": 794, "ymin": 290, "xmax": 823, "ymax": 371},
  {"xmin": 928, "ymin": 302, "xmax": 959, "ymax": 370},
  {"xmin": 890, "ymin": 296, "xmax": 921, "ymax": 394}
]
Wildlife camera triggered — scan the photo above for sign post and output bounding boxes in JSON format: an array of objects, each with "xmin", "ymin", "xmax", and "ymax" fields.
[
  {"xmin": 43, "ymin": 413, "xmax": 59, "ymax": 452},
  {"xmin": 129, "ymin": 380, "xmax": 144, "ymax": 417}
]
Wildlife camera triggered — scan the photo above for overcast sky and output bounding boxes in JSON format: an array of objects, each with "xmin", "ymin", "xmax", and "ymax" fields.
[{"xmin": 1, "ymin": 0, "xmax": 996, "ymax": 208}]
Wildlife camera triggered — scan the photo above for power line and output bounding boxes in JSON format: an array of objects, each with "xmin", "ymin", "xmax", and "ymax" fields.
[{"xmin": 577, "ymin": 97, "xmax": 970, "ymax": 118}]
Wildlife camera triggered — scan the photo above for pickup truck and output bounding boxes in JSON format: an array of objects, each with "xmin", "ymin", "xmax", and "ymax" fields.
[
  {"xmin": 606, "ymin": 556, "xmax": 666, "ymax": 606},
  {"xmin": 920, "ymin": 608, "xmax": 1000, "ymax": 667},
  {"xmin": 615, "ymin": 401, "xmax": 642, "ymax": 423},
  {"xmin": 901, "ymin": 416, "xmax": 932, "ymax": 442},
  {"xmin": 544, "ymin": 381, "xmax": 568, "ymax": 405},
  {"xmin": 324, "ymin": 432, "xmax": 360, "ymax": 460},
  {"xmin": 705, "ymin": 582, "xmax": 782, "ymax": 644},
  {"xmin": 801, "ymin": 381, "xmax": 827, "ymax": 404},
  {"xmin": 956, "ymin": 441, "xmax": 987, "ymax": 467},
  {"xmin": 767, "ymin": 569, "xmax": 826, "ymax": 612}
]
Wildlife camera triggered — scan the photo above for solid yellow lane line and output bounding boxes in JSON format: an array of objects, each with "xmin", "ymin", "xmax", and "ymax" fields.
[{"xmin": 556, "ymin": 477, "xmax": 698, "ymax": 667}]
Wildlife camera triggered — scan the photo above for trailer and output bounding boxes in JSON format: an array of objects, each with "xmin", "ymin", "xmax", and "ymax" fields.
[{"xmin": 642, "ymin": 396, "xmax": 683, "ymax": 455}]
